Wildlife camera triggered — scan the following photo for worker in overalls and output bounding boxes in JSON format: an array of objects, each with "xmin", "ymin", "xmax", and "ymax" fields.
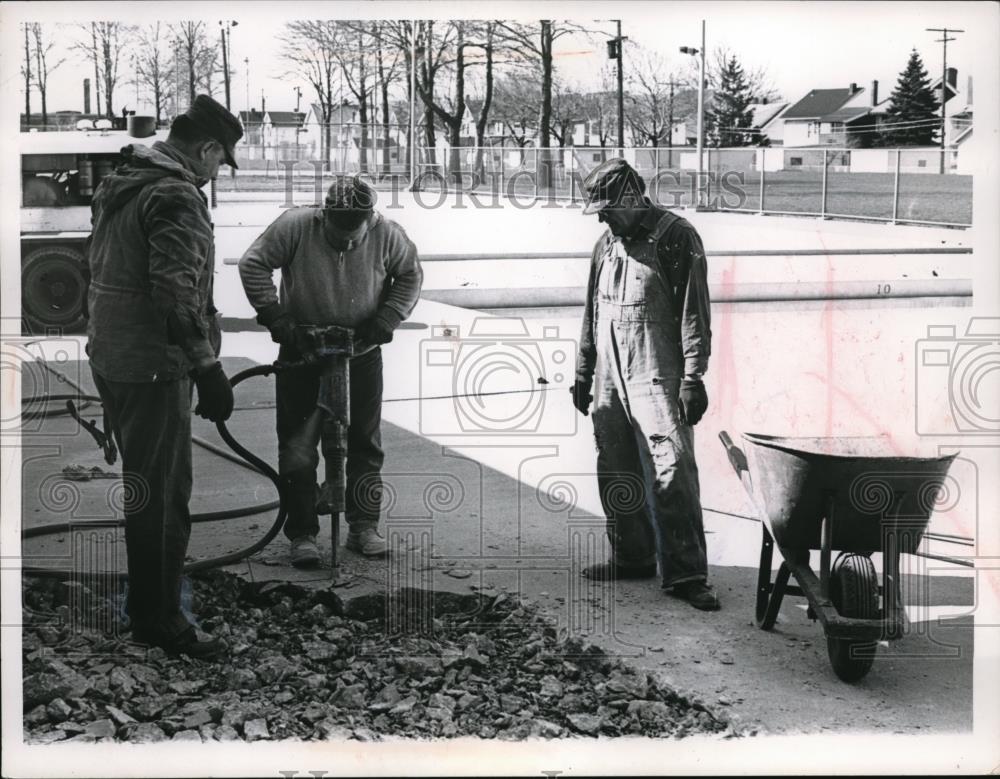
[
  {"xmin": 571, "ymin": 158, "xmax": 719, "ymax": 610},
  {"xmin": 239, "ymin": 176, "xmax": 422, "ymax": 566}
]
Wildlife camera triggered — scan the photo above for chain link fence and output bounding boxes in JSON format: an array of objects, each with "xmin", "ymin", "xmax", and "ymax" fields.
[{"xmin": 222, "ymin": 142, "xmax": 971, "ymax": 227}]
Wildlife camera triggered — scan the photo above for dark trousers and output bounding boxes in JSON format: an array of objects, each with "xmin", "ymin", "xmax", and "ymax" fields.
[
  {"xmin": 91, "ymin": 369, "xmax": 194, "ymax": 638},
  {"xmin": 275, "ymin": 347, "xmax": 385, "ymax": 539}
]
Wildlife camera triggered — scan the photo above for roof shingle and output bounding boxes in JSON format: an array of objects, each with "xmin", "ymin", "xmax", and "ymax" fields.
[{"xmin": 783, "ymin": 88, "xmax": 854, "ymax": 119}]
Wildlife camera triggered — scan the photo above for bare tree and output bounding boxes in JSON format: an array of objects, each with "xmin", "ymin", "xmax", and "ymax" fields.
[
  {"xmin": 580, "ymin": 66, "xmax": 618, "ymax": 156},
  {"xmin": 413, "ymin": 20, "xmax": 475, "ymax": 181},
  {"xmin": 171, "ymin": 22, "xmax": 218, "ymax": 106},
  {"xmin": 328, "ymin": 22, "xmax": 377, "ymax": 173},
  {"xmin": 279, "ymin": 21, "xmax": 339, "ymax": 171},
  {"xmin": 493, "ymin": 20, "xmax": 591, "ymax": 188},
  {"xmin": 492, "ymin": 73, "xmax": 540, "ymax": 165},
  {"xmin": 627, "ymin": 47, "xmax": 689, "ymax": 148},
  {"xmin": 134, "ymin": 23, "xmax": 173, "ymax": 123},
  {"xmin": 22, "ymin": 24, "xmax": 32, "ymax": 126},
  {"xmin": 381, "ymin": 21, "xmax": 458, "ymax": 167},
  {"xmin": 74, "ymin": 22, "xmax": 133, "ymax": 118},
  {"xmin": 31, "ymin": 23, "xmax": 66, "ymax": 127},
  {"xmin": 550, "ymin": 81, "xmax": 586, "ymax": 149},
  {"xmin": 372, "ymin": 22, "xmax": 403, "ymax": 176},
  {"xmin": 464, "ymin": 22, "xmax": 501, "ymax": 180}
]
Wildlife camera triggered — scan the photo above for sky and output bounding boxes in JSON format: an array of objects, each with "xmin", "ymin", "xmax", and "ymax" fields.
[{"xmin": 5, "ymin": 0, "xmax": 990, "ymax": 117}]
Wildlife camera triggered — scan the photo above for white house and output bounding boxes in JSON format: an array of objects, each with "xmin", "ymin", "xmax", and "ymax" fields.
[
  {"xmin": 780, "ymin": 83, "xmax": 882, "ymax": 147},
  {"xmin": 747, "ymin": 102, "xmax": 789, "ymax": 145},
  {"xmin": 262, "ymin": 110, "xmax": 306, "ymax": 160}
]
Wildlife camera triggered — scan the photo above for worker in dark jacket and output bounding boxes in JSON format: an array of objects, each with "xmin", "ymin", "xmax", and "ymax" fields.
[
  {"xmin": 571, "ymin": 158, "xmax": 719, "ymax": 611},
  {"xmin": 239, "ymin": 175, "xmax": 422, "ymax": 566},
  {"xmin": 86, "ymin": 94, "xmax": 243, "ymax": 656}
]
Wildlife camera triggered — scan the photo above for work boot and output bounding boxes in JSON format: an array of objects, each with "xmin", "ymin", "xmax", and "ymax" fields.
[
  {"xmin": 345, "ymin": 524, "xmax": 388, "ymax": 557},
  {"xmin": 132, "ymin": 625, "xmax": 227, "ymax": 659},
  {"xmin": 669, "ymin": 581, "xmax": 721, "ymax": 611},
  {"xmin": 581, "ymin": 561, "xmax": 657, "ymax": 581},
  {"xmin": 290, "ymin": 534, "xmax": 321, "ymax": 568}
]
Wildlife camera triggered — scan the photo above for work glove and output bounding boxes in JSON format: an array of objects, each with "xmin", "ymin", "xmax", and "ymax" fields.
[
  {"xmin": 678, "ymin": 378, "xmax": 708, "ymax": 426},
  {"xmin": 570, "ymin": 377, "xmax": 594, "ymax": 416},
  {"xmin": 192, "ymin": 362, "xmax": 235, "ymax": 423},
  {"xmin": 256, "ymin": 303, "xmax": 297, "ymax": 347},
  {"xmin": 355, "ymin": 315, "xmax": 395, "ymax": 346}
]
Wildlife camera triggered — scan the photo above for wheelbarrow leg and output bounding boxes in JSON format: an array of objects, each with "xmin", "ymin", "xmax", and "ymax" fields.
[
  {"xmin": 758, "ymin": 560, "xmax": 792, "ymax": 631},
  {"xmin": 755, "ymin": 524, "xmax": 775, "ymax": 626}
]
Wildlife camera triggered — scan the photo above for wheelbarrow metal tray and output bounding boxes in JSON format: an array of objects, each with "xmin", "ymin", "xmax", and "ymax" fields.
[{"xmin": 742, "ymin": 434, "xmax": 956, "ymax": 553}]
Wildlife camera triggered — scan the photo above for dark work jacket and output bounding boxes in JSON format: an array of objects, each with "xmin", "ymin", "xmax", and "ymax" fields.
[
  {"xmin": 86, "ymin": 142, "xmax": 219, "ymax": 382},
  {"xmin": 576, "ymin": 202, "xmax": 712, "ymax": 382}
]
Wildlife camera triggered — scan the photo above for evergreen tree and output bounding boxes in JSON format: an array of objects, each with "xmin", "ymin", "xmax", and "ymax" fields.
[
  {"xmin": 877, "ymin": 49, "xmax": 940, "ymax": 146},
  {"xmin": 709, "ymin": 55, "xmax": 755, "ymax": 147}
]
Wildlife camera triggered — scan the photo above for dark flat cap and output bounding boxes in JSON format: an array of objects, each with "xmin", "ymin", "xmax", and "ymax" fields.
[
  {"xmin": 172, "ymin": 94, "xmax": 243, "ymax": 169},
  {"xmin": 582, "ymin": 157, "xmax": 646, "ymax": 214}
]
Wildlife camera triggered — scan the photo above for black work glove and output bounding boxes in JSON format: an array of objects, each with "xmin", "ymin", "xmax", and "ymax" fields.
[
  {"xmin": 355, "ymin": 315, "xmax": 395, "ymax": 346},
  {"xmin": 570, "ymin": 377, "xmax": 593, "ymax": 416},
  {"xmin": 256, "ymin": 303, "xmax": 297, "ymax": 346},
  {"xmin": 679, "ymin": 378, "xmax": 708, "ymax": 426},
  {"xmin": 192, "ymin": 362, "xmax": 234, "ymax": 423}
]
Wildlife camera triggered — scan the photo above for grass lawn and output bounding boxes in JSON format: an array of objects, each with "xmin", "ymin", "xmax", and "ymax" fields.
[{"xmin": 216, "ymin": 166, "xmax": 973, "ymax": 227}]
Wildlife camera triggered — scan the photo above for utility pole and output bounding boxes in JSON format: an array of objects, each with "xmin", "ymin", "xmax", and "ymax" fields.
[
  {"xmin": 244, "ymin": 56, "xmax": 250, "ymax": 117},
  {"xmin": 926, "ymin": 27, "xmax": 963, "ymax": 174},
  {"xmin": 608, "ymin": 20, "xmax": 627, "ymax": 154},
  {"xmin": 219, "ymin": 21, "xmax": 237, "ymax": 111},
  {"xmin": 294, "ymin": 86, "xmax": 302, "ymax": 112},
  {"xmin": 667, "ymin": 78, "xmax": 679, "ymax": 168},
  {"xmin": 697, "ymin": 20, "xmax": 705, "ymax": 206}
]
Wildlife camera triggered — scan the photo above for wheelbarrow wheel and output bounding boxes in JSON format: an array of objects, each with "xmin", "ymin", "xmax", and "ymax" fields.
[{"xmin": 827, "ymin": 553, "xmax": 879, "ymax": 682}]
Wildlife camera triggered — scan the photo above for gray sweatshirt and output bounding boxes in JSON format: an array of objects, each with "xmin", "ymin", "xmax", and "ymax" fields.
[{"xmin": 239, "ymin": 207, "xmax": 422, "ymax": 348}]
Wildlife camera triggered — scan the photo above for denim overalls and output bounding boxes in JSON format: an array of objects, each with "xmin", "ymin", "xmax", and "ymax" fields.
[{"xmin": 590, "ymin": 213, "xmax": 709, "ymax": 587}]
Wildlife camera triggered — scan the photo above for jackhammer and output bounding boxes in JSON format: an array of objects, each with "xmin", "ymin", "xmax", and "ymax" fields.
[{"xmin": 283, "ymin": 324, "xmax": 355, "ymax": 576}]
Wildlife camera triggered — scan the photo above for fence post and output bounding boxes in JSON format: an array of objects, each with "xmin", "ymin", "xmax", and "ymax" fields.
[
  {"xmin": 500, "ymin": 147, "xmax": 505, "ymax": 196},
  {"xmin": 569, "ymin": 150, "xmax": 576, "ymax": 203},
  {"xmin": 892, "ymin": 148, "xmax": 901, "ymax": 224},
  {"xmin": 820, "ymin": 148, "xmax": 828, "ymax": 218},
  {"xmin": 534, "ymin": 148, "xmax": 539, "ymax": 200},
  {"xmin": 759, "ymin": 148, "xmax": 765, "ymax": 215}
]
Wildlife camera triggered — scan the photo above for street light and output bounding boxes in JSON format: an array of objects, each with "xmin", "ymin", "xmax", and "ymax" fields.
[
  {"xmin": 680, "ymin": 19, "xmax": 707, "ymax": 208},
  {"xmin": 219, "ymin": 20, "xmax": 238, "ymax": 111}
]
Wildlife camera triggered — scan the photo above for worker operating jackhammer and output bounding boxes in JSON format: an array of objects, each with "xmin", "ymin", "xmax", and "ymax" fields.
[{"xmin": 239, "ymin": 176, "xmax": 423, "ymax": 567}]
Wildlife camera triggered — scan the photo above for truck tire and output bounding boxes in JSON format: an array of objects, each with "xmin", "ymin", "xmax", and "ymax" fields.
[
  {"xmin": 22, "ymin": 244, "xmax": 88, "ymax": 335},
  {"xmin": 827, "ymin": 552, "xmax": 879, "ymax": 683}
]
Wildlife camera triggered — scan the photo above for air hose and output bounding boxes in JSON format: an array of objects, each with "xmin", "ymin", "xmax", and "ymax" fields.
[{"xmin": 20, "ymin": 363, "xmax": 288, "ymax": 579}]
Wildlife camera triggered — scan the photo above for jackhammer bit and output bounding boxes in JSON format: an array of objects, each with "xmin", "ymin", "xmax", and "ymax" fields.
[{"xmin": 299, "ymin": 324, "xmax": 354, "ymax": 579}]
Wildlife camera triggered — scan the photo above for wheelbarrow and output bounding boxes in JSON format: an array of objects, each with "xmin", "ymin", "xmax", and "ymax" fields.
[{"xmin": 719, "ymin": 431, "xmax": 957, "ymax": 682}]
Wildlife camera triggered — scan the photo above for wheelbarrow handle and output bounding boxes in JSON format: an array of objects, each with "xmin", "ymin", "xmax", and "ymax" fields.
[{"xmin": 718, "ymin": 430, "xmax": 750, "ymax": 476}]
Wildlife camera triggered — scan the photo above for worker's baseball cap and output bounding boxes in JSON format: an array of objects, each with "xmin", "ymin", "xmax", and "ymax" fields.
[
  {"xmin": 324, "ymin": 175, "xmax": 377, "ymax": 211},
  {"xmin": 172, "ymin": 94, "xmax": 243, "ymax": 169},
  {"xmin": 582, "ymin": 157, "xmax": 647, "ymax": 214}
]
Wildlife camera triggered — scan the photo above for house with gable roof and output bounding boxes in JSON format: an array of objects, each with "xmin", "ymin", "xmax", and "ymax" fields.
[{"xmin": 781, "ymin": 82, "xmax": 884, "ymax": 147}]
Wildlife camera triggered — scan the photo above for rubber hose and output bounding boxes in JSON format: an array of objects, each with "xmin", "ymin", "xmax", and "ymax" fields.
[{"xmin": 21, "ymin": 363, "xmax": 288, "ymax": 578}]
